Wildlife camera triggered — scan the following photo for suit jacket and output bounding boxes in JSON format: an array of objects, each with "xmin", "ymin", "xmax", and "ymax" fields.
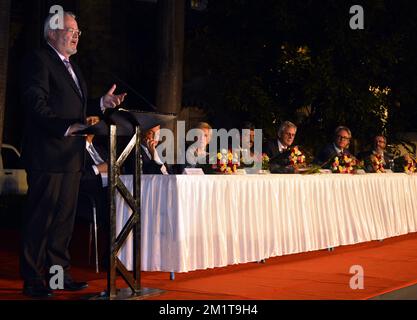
[
  {"xmin": 314, "ymin": 143, "xmax": 352, "ymax": 166},
  {"xmin": 78, "ymin": 142, "xmax": 108, "ymax": 225},
  {"xmin": 359, "ymin": 150, "xmax": 393, "ymax": 172},
  {"xmin": 265, "ymin": 139, "xmax": 280, "ymax": 159},
  {"xmin": 265, "ymin": 140, "xmax": 297, "ymax": 173},
  {"xmin": 141, "ymin": 145, "xmax": 173, "ymax": 174},
  {"xmin": 20, "ymin": 44, "xmax": 101, "ymax": 173},
  {"xmin": 82, "ymin": 142, "xmax": 109, "ymax": 180}
]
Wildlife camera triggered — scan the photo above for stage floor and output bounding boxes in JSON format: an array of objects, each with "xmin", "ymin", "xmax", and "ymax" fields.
[{"xmin": 2, "ymin": 224, "xmax": 417, "ymax": 300}]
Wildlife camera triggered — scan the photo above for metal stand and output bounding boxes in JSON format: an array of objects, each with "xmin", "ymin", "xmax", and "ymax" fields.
[{"xmin": 89, "ymin": 124, "xmax": 164, "ymax": 300}]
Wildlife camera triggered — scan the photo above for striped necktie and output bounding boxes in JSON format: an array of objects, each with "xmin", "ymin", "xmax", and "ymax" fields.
[
  {"xmin": 88, "ymin": 144, "xmax": 105, "ymax": 165},
  {"xmin": 63, "ymin": 59, "xmax": 83, "ymax": 97}
]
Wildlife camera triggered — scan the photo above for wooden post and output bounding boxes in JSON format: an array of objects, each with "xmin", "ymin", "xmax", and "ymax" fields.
[{"xmin": 155, "ymin": 0, "xmax": 184, "ymax": 121}]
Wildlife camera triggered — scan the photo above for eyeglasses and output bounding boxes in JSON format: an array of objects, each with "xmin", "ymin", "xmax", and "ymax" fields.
[
  {"xmin": 284, "ymin": 132, "xmax": 296, "ymax": 138},
  {"xmin": 63, "ymin": 28, "xmax": 82, "ymax": 37},
  {"xmin": 337, "ymin": 135, "xmax": 350, "ymax": 141}
]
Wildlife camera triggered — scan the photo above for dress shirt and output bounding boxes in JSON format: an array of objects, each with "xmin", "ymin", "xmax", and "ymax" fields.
[
  {"xmin": 277, "ymin": 140, "xmax": 288, "ymax": 153},
  {"xmin": 333, "ymin": 143, "xmax": 344, "ymax": 156},
  {"xmin": 85, "ymin": 141, "xmax": 108, "ymax": 187},
  {"xmin": 141, "ymin": 144, "xmax": 168, "ymax": 175}
]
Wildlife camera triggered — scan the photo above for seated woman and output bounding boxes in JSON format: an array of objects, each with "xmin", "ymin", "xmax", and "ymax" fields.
[{"xmin": 184, "ymin": 122, "xmax": 213, "ymax": 171}]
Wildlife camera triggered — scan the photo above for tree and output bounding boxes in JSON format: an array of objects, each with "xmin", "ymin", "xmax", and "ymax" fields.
[{"xmin": 183, "ymin": 0, "xmax": 417, "ymax": 153}]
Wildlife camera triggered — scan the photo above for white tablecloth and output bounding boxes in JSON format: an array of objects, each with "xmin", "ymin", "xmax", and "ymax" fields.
[{"xmin": 116, "ymin": 173, "xmax": 417, "ymax": 272}]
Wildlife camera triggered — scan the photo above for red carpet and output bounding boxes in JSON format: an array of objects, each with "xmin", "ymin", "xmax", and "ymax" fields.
[{"xmin": 2, "ymin": 225, "xmax": 417, "ymax": 300}]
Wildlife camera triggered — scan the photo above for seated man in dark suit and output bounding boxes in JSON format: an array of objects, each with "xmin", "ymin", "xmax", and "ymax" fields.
[
  {"xmin": 315, "ymin": 126, "xmax": 354, "ymax": 166},
  {"xmin": 265, "ymin": 121, "xmax": 299, "ymax": 173},
  {"xmin": 77, "ymin": 130, "xmax": 108, "ymax": 227},
  {"xmin": 358, "ymin": 135, "xmax": 393, "ymax": 172},
  {"xmin": 266, "ymin": 121, "xmax": 297, "ymax": 158},
  {"xmin": 141, "ymin": 124, "xmax": 172, "ymax": 174},
  {"xmin": 76, "ymin": 119, "xmax": 109, "ymax": 270}
]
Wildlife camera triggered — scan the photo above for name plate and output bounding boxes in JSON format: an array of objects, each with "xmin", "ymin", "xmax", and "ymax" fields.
[
  {"xmin": 319, "ymin": 169, "xmax": 332, "ymax": 174},
  {"xmin": 183, "ymin": 168, "xmax": 205, "ymax": 175}
]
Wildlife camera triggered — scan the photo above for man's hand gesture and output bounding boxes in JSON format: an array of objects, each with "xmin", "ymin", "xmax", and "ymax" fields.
[{"xmin": 102, "ymin": 84, "xmax": 127, "ymax": 109}]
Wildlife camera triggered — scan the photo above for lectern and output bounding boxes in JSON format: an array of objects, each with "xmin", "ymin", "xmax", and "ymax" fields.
[{"xmin": 78, "ymin": 109, "xmax": 176, "ymax": 300}]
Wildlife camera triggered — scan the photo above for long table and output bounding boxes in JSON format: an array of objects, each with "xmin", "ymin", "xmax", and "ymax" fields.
[{"xmin": 116, "ymin": 173, "xmax": 417, "ymax": 272}]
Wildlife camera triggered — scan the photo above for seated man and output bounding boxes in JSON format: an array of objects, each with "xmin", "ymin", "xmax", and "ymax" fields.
[
  {"xmin": 266, "ymin": 121, "xmax": 297, "ymax": 158},
  {"xmin": 141, "ymin": 124, "xmax": 172, "ymax": 174},
  {"xmin": 239, "ymin": 121, "xmax": 264, "ymax": 169},
  {"xmin": 76, "ymin": 123, "xmax": 109, "ymax": 270},
  {"xmin": 77, "ymin": 131, "xmax": 108, "ymax": 227},
  {"xmin": 266, "ymin": 121, "xmax": 303, "ymax": 173},
  {"xmin": 315, "ymin": 126, "xmax": 354, "ymax": 166},
  {"xmin": 359, "ymin": 135, "xmax": 393, "ymax": 172},
  {"xmin": 240, "ymin": 121, "xmax": 256, "ymax": 156}
]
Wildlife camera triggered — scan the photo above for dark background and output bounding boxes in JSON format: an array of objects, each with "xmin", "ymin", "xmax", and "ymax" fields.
[{"xmin": 3, "ymin": 0, "xmax": 417, "ymax": 155}]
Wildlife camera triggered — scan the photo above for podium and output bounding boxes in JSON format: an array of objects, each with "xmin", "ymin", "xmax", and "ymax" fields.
[{"xmin": 78, "ymin": 109, "xmax": 176, "ymax": 300}]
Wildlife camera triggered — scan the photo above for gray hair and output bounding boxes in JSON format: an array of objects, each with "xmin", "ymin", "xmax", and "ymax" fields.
[
  {"xmin": 334, "ymin": 126, "xmax": 352, "ymax": 139},
  {"xmin": 43, "ymin": 11, "xmax": 76, "ymax": 41},
  {"xmin": 278, "ymin": 121, "xmax": 297, "ymax": 138}
]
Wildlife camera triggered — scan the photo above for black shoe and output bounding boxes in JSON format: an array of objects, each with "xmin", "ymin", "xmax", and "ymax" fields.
[
  {"xmin": 63, "ymin": 280, "xmax": 88, "ymax": 291},
  {"xmin": 23, "ymin": 282, "xmax": 53, "ymax": 298}
]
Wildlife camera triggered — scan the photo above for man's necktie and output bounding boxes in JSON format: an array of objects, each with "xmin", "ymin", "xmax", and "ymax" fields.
[
  {"xmin": 63, "ymin": 59, "xmax": 83, "ymax": 97},
  {"xmin": 88, "ymin": 144, "xmax": 105, "ymax": 165}
]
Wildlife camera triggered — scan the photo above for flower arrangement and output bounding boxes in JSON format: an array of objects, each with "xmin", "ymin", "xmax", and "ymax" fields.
[
  {"xmin": 269, "ymin": 145, "xmax": 308, "ymax": 173},
  {"xmin": 261, "ymin": 153, "xmax": 270, "ymax": 170},
  {"xmin": 331, "ymin": 154, "xmax": 358, "ymax": 174},
  {"xmin": 393, "ymin": 154, "xmax": 417, "ymax": 173},
  {"xmin": 370, "ymin": 153, "xmax": 385, "ymax": 173},
  {"xmin": 238, "ymin": 151, "xmax": 270, "ymax": 173},
  {"xmin": 404, "ymin": 156, "xmax": 417, "ymax": 174},
  {"xmin": 212, "ymin": 149, "xmax": 240, "ymax": 174},
  {"xmin": 289, "ymin": 146, "xmax": 306, "ymax": 166}
]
